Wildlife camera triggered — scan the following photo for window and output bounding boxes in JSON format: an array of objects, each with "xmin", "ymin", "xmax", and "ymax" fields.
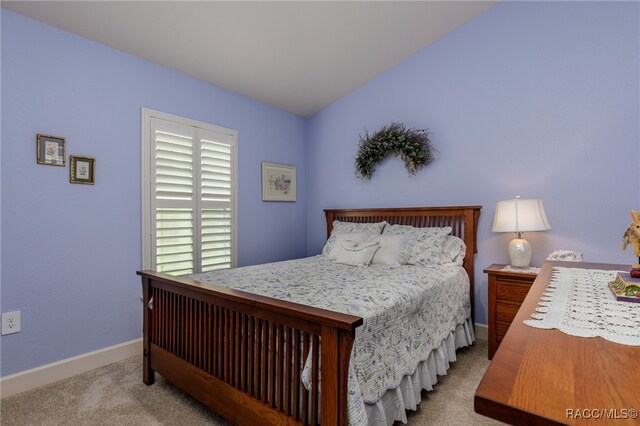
[{"xmin": 141, "ymin": 109, "xmax": 237, "ymax": 275}]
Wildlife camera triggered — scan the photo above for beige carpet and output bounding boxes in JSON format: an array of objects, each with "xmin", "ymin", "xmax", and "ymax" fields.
[{"xmin": 1, "ymin": 341, "xmax": 502, "ymax": 425}]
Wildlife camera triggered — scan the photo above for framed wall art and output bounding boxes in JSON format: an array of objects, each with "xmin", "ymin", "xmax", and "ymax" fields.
[
  {"xmin": 36, "ymin": 134, "xmax": 66, "ymax": 166},
  {"xmin": 261, "ymin": 162, "xmax": 296, "ymax": 202},
  {"xmin": 69, "ymin": 155, "xmax": 95, "ymax": 185}
]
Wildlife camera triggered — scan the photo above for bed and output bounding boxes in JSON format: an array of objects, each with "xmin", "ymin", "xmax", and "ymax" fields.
[{"xmin": 138, "ymin": 205, "xmax": 481, "ymax": 425}]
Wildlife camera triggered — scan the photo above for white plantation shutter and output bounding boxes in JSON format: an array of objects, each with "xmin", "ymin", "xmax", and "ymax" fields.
[
  {"xmin": 143, "ymin": 110, "xmax": 237, "ymax": 275},
  {"xmin": 154, "ymin": 121, "xmax": 194, "ymax": 201},
  {"xmin": 156, "ymin": 208, "xmax": 194, "ymax": 275},
  {"xmin": 199, "ymin": 129, "xmax": 234, "ymax": 272}
]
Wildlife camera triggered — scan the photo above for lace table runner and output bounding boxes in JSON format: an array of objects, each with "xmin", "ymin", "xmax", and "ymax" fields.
[{"xmin": 524, "ymin": 267, "xmax": 640, "ymax": 346}]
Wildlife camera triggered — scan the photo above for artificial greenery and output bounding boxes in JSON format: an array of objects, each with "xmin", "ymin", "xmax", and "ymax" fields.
[{"xmin": 355, "ymin": 122, "xmax": 437, "ymax": 180}]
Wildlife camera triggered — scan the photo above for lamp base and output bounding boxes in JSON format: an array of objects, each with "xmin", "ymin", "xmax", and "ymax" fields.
[{"xmin": 508, "ymin": 238, "xmax": 532, "ymax": 268}]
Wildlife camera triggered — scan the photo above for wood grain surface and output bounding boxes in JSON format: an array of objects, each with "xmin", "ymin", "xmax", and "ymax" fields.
[
  {"xmin": 475, "ymin": 261, "xmax": 640, "ymax": 425},
  {"xmin": 485, "ymin": 264, "xmax": 537, "ymax": 359}
]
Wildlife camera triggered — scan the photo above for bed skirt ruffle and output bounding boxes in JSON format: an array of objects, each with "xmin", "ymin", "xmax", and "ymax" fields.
[{"xmin": 363, "ymin": 318, "xmax": 475, "ymax": 426}]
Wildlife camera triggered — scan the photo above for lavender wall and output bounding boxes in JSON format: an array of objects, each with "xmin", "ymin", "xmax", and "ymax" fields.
[
  {"xmin": 0, "ymin": 10, "xmax": 307, "ymax": 376},
  {"xmin": 306, "ymin": 1, "xmax": 640, "ymax": 324}
]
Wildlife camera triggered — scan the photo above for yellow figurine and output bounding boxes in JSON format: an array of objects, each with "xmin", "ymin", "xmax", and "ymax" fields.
[
  {"xmin": 622, "ymin": 210, "xmax": 640, "ymax": 256},
  {"xmin": 621, "ymin": 210, "xmax": 640, "ymax": 278}
]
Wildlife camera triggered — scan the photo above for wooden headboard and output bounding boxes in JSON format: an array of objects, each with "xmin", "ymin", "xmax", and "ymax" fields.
[{"xmin": 324, "ymin": 206, "xmax": 482, "ymax": 318}]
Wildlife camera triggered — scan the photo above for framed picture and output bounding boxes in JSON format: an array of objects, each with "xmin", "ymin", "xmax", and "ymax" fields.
[
  {"xmin": 36, "ymin": 134, "xmax": 66, "ymax": 166},
  {"xmin": 69, "ymin": 155, "xmax": 95, "ymax": 185},
  {"xmin": 262, "ymin": 162, "xmax": 296, "ymax": 202}
]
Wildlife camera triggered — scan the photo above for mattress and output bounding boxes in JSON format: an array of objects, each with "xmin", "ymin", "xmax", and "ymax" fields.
[{"xmin": 189, "ymin": 255, "xmax": 472, "ymax": 425}]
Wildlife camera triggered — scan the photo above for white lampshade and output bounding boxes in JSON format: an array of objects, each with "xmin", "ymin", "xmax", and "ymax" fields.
[
  {"xmin": 492, "ymin": 196, "xmax": 551, "ymax": 268},
  {"xmin": 492, "ymin": 197, "xmax": 551, "ymax": 233}
]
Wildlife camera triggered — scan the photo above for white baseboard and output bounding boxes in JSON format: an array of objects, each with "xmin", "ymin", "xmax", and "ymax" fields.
[
  {"xmin": 474, "ymin": 323, "xmax": 488, "ymax": 341},
  {"xmin": 0, "ymin": 338, "xmax": 142, "ymax": 398}
]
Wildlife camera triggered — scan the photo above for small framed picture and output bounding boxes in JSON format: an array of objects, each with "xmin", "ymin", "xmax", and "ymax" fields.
[
  {"xmin": 36, "ymin": 134, "xmax": 66, "ymax": 166},
  {"xmin": 262, "ymin": 162, "xmax": 296, "ymax": 202},
  {"xmin": 70, "ymin": 155, "xmax": 95, "ymax": 185}
]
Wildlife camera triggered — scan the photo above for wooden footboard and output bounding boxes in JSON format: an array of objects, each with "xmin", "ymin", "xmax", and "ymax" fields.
[{"xmin": 138, "ymin": 270, "xmax": 363, "ymax": 426}]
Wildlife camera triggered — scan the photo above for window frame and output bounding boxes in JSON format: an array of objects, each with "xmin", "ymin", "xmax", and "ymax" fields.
[{"xmin": 141, "ymin": 107, "xmax": 238, "ymax": 272}]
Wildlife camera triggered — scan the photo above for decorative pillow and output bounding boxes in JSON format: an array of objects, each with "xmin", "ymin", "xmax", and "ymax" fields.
[
  {"xmin": 371, "ymin": 234, "xmax": 415, "ymax": 266},
  {"xmin": 331, "ymin": 220, "xmax": 386, "ymax": 235},
  {"xmin": 383, "ymin": 225, "xmax": 452, "ymax": 266},
  {"xmin": 333, "ymin": 240, "xmax": 380, "ymax": 266},
  {"xmin": 324, "ymin": 232, "xmax": 375, "ymax": 259},
  {"xmin": 322, "ymin": 221, "xmax": 386, "ymax": 256},
  {"xmin": 382, "ymin": 224, "xmax": 452, "ymax": 238},
  {"xmin": 438, "ymin": 235, "xmax": 467, "ymax": 265}
]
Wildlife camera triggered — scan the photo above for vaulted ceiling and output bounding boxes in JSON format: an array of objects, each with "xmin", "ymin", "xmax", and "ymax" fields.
[{"xmin": 3, "ymin": 1, "xmax": 497, "ymax": 117}]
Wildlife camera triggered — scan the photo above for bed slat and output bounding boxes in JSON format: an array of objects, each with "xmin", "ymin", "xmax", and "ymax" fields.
[
  {"xmin": 277, "ymin": 324, "xmax": 285, "ymax": 412},
  {"xmin": 261, "ymin": 321, "xmax": 269, "ymax": 403},
  {"xmin": 269, "ymin": 322, "xmax": 277, "ymax": 407},
  {"xmin": 253, "ymin": 319, "xmax": 262, "ymax": 398},
  {"xmin": 302, "ymin": 332, "xmax": 309, "ymax": 425},
  {"xmin": 233, "ymin": 311, "xmax": 239, "ymax": 387},
  {"xmin": 226, "ymin": 309, "xmax": 231, "ymax": 385},
  {"xmin": 293, "ymin": 329, "xmax": 301, "ymax": 421},
  {"xmin": 311, "ymin": 334, "xmax": 319, "ymax": 426},
  {"xmin": 215, "ymin": 305, "xmax": 221, "ymax": 378},
  {"xmin": 285, "ymin": 327, "xmax": 293, "ymax": 415}
]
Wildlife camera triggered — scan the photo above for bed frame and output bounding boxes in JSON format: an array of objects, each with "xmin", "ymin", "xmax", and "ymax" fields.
[{"xmin": 137, "ymin": 205, "xmax": 481, "ymax": 426}]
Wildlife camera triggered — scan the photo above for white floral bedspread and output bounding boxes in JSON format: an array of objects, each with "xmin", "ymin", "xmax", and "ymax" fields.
[{"xmin": 188, "ymin": 256, "xmax": 470, "ymax": 425}]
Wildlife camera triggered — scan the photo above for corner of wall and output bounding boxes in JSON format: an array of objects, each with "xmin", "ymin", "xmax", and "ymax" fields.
[{"xmin": 303, "ymin": 116, "xmax": 313, "ymax": 257}]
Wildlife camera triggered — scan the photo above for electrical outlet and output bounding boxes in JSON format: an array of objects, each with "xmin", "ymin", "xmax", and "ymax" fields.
[{"xmin": 2, "ymin": 311, "xmax": 21, "ymax": 335}]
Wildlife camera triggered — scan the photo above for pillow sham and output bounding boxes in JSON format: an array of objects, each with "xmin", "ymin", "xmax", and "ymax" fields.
[
  {"xmin": 333, "ymin": 240, "xmax": 380, "ymax": 266},
  {"xmin": 439, "ymin": 235, "xmax": 466, "ymax": 265},
  {"xmin": 322, "ymin": 221, "xmax": 386, "ymax": 256},
  {"xmin": 331, "ymin": 220, "xmax": 386, "ymax": 235},
  {"xmin": 324, "ymin": 232, "xmax": 374, "ymax": 259},
  {"xmin": 382, "ymin": 224, "xmax": 451, "ymax": 236},
  {"xmin": 383, "ymin": 224, "xmax": 452, "ymax": 266},
  {"xmin": 370, "ymin": 234, "xmax": 415, "ymax": 266}
]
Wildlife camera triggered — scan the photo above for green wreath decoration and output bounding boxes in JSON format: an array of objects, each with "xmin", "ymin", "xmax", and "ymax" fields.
[{"xmin": 355, "ymin": 122, "xmax": 437, "ymax": 180}]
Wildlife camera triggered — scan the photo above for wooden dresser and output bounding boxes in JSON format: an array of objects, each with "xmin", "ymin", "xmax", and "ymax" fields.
[
  {"xmin": 475, "ymin": 261, "xmax": 640, "ymax": 425},
  {"xmin": 484, "ymin": 264, "xmax": 537, "ymax": 359}
]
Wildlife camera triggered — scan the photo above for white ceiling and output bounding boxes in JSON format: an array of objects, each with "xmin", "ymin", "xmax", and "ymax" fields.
[{"xmin": 3, "ymin": 1, "xmax": 497, "ymax": 117}]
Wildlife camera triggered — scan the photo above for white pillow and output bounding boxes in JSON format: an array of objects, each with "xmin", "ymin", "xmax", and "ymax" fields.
[
  {"xmin": 371, "ymin": 234, "xmax": 415, "ymax": 266},
  {"xmin": 333, "ymin": 240, "xmax": 380, "ymax": 266},
  {"xmin": 331, "ymin": 220, "xmax": 386, "ymax": 235},
  {"xmin": 383, "ymin": 225, "xmax": 452, "ymax": 266},
  {"xmin": 322, "ymin": 221, "xmax": 385, "ymax": 255},
  {"xmin": 382, "ymin": 224, "xmax": 451, "ymax": 237},
  {"xmin": 438, "ymin": 235, "xmax": 466, "ymax": 265},
  {"xmin": 325, "ymin": 232, "xmax": 374, "ymax": 259}
]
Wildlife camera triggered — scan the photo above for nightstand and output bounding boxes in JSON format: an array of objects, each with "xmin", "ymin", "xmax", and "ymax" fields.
[{"xmin": 484, "ymin": 264, "xmax": 538, "ymax": 359}]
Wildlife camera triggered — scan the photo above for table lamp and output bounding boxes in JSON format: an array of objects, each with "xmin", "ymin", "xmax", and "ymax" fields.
[{"xmin": 492, "ymin": 196, "xmax": 551, "ymax": 268}]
